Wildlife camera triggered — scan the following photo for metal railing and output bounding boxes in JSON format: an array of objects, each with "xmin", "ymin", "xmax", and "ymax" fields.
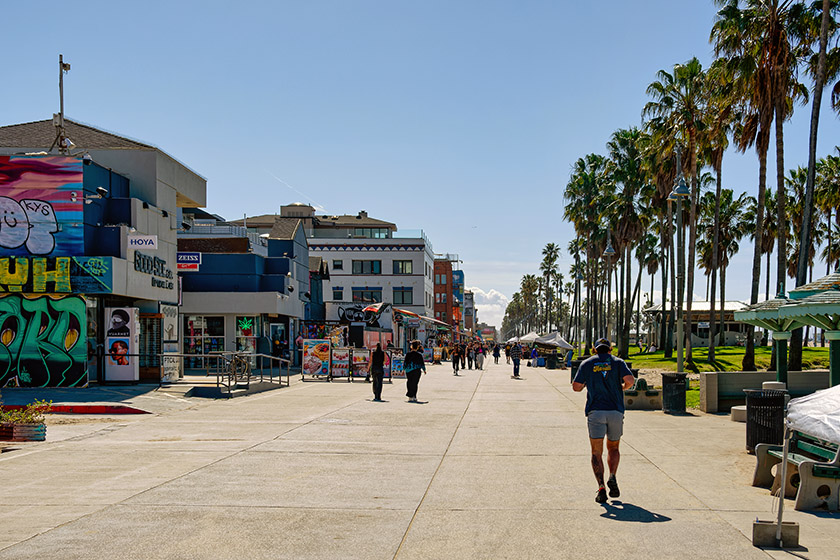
[
  {"xmin": 207, "ymin": 351, "xmax": 290, "ymax": 396},
  {"xmin": 93, "ymin": 352, "xmax": 291, "ymax": 395}
]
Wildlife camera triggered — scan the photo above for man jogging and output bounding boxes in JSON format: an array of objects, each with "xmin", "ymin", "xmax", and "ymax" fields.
[{"xmin": 572, "ymin": 338, "xmax": 634, "ymax": 503}]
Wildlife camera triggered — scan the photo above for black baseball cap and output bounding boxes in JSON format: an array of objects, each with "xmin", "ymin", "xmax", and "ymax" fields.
[{"xmin": 594, "ymin": 338, "xmax": 611, "ymax": 351}]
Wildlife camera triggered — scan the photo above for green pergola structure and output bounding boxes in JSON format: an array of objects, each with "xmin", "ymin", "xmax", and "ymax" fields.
[
  {"xmin": 734, "ymin": 295, "xmax": 804, "ymax": 384},
  {"xmin": 779, "ymin": 270, "xmax": 840, "ymax": 387}
]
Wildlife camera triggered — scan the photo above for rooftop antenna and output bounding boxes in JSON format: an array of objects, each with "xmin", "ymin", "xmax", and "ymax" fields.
[{"xmin": 50, "ymin": 54, "xmax": 72, "ymax": 154}]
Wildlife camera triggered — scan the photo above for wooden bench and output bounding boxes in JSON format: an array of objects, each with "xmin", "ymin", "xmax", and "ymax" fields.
[{"xmin": 753, "ymin": 430, "xmax": 840, "ymax": 511}]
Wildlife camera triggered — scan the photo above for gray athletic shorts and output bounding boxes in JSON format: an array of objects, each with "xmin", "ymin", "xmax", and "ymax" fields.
[{"xmin": 587, "ymin": 410, "xmax": 624, "ymax": 440}]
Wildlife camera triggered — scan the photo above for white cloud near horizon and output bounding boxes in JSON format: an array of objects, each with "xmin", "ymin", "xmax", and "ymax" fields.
[{"xmin": 468, "ymin": 286, "xmax": 510, "ymax": 330}]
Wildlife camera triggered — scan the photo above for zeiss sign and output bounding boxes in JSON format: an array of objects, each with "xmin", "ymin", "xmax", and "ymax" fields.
[
  {"xmin": 177, "ymin": 252, "xmax": 201, "ymax": 271},
  {"xmin": 128, "ymin": 234, "xmax": 158, "ymax": 250}
]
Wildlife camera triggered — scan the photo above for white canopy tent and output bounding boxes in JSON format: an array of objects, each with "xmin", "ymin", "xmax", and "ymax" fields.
[
  {"xmin": 535, "ymin": 332, "xmax": 574, "ymax": 350},
  {"xmin": 518, "ymin": 332, "xmax": 540, "ymax": 344},
  {"xmin": 788, "ymin": 384, "xmax": 840, "ymax": 445}
]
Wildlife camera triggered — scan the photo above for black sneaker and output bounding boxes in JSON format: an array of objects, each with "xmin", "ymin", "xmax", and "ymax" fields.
[
  {"xmin": 607, "ymin": 476, "xmax": 620, "ymax": 498},
  {"xmin": 596, "ymin": 487, "xmax": 608, "ymax": 503}
]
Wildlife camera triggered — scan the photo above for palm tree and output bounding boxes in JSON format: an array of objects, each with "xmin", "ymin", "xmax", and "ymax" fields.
[
  {"xmin": 795, "ymin": 0, "xmax": 837, "ymax": 288},
  {"xmin": 540, "ymin": 242, "xmax": 560, "ymax": 331},
  {"xmin": 564, "ymin": 154, "xmax": 612, "ymax": 348},
  {"xmin": 643, "ymin": 57, "xmax": 707, "ymax": 363},
  {"xmin": 711, "ymin": 0, "xmax": 794, "ymax": 370},
  {"xmin": 699, "ymin": 189, "xmax": 753, "ymax": 347},
  {"xmin": 816, "ymin": 152, "xmax": 840, "ymax": 273},
  {"xmin": 606, "ymin": 127, "xmax": 647, "ymax": 358},
  {"xmin": 703, "ymin": 59, "xmax": 737, "ymax": 362},
  {"xmin": 640, "ymin": 120, "xmax": 678, "ymax": 355}
]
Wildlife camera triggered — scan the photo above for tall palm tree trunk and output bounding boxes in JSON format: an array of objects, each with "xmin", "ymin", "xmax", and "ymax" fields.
[
  {"xmin": 659, "ymin": 219, "xmax": 669, "ymax": 350},
  {"xmin": 686, "ymin": 136, "xmax": 699, "ymax": 362},
  {"xmin": 709, "ymin": 163, "xmax": 723, "ymax": 362},
  {"xmin": 667, "ymin": 207, "xmax": 677, "ymax": 358},
  {"xmin": 743, "ymin": 148, "xmax": 768, "ymax": 371},
  {"xmin": 775, "ymin": 101, "xmax": 796, "ymax": 370},
  {"xmin": 720, "ymin": 264, "xmax": 727, "ymax": 350},
  {"xmin": 793, "ymin": 0, "xmax": 830, "ymax": 370}
]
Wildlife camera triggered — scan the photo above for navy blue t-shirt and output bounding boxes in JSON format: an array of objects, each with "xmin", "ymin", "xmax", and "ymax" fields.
[{"xmin": 573, "ymin": 352, "xmax": 632, "ymax": 415}]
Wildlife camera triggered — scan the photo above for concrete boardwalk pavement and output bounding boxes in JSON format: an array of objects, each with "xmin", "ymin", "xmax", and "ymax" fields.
[{"xmin": 1, "ymin": 359, "xmax": 838, "ymax": 559}]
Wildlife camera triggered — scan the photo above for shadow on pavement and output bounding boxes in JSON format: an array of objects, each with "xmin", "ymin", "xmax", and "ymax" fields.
[{"xmin": 599, "ymin": 501, "xmax": 672, "ymax": 523}]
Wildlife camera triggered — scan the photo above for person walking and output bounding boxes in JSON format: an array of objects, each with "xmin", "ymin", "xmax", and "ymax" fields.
[
  {"xmin": 451, "ymin": 344, "xmax": 461, "ymax": 376},
  {"xmin": 460, "ymin": 343, "xmax": 466, "ymax": 369},
  {"xmin": 510, "ymin": 342, "xmax": 522, "ymax": 378},
  {"xmin": 504, "ymin": 343, "xmax": 511, "ymax": 364},
  {"xmin": 572, "ymin": 338, "xmax": 635, "ymax": 504},
  {"xmin": 493, "ymin": 344, "xmax": 501, "ymax": 364},
  {"xmin": 476, "ymin": 344, "xmax": 485, "ymax": 370},
  {"xmin": 404, "ymin": 340, "xmax": 426, "ymax": 403},
  {"xmin": 370, "ymin": 343, "xmax": 386, "ymax": 401},
  {"xmin": 467, "ymin": 344, "xmax": 475, "ymax": 370}
]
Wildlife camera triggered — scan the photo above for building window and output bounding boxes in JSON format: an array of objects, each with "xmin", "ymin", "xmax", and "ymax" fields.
[
  {"xmin": 236, "ymin": 316, "xmax": 259, "ymax": 355},
  {"xmin": 352, "ymin": 288, "xmax": 382, "ymax": 303},
  {"xmin": 393, "ymin": 260, "xmax": 413, "ymax": 275},
  {"xmin": 354, "ymin": 227, "xmax": 390, "ymax": 239},
  {"xmin": 435, "ymin": 293, "xmax": 440, "ymax": 303},
  {"xmin": 441, "ymin": 293, "xmax": 446, "ymax": 303},
  {"xmin": 352, "ymin": 260, "xmax": 381, "ymax": 275},
  {"xmin": 183, "ymin": 315, "xmax": 224, "ymax": 369},
  {"xmin": 435, "ymin": 274, "xmax": 447, "ymax": 285},
  {"xmin": 393, "ymin": 287, "xmax": 413, "ymax": 305},
  {"xmin": 441, "ymin": 311, "xmax": 446, "ymax": 322},
  {"xmin": 333, "ymin": 287, "xmax": 343, "ymax": 301},
  {"xmin": 332, "ymin": 259, "xmax": 343, "ymax": 271}
]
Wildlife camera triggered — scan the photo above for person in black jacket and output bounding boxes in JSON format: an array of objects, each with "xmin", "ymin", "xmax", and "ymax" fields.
[
  {"xmin": 370, "ymin": 343, "xmax": 386, "ymax": 401},
  {"xmin": 451, "ymin": 344, "xmax": 461, "ymax": 376},
  {"xmin": 404, "ymin": 340, "xmax": 426, "ymax": 403}
]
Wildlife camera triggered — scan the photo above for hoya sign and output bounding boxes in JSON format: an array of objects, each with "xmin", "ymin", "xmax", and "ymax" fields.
[{"xmin": 128, "ymin": 234, "xmax": 158, "ymax": 250}]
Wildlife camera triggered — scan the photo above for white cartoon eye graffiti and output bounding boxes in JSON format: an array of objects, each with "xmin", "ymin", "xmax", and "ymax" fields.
[
  {"xmin": 21, "ymin": 199, "xmax": 58, "ymax": 255},
  {"xmin": 0, "ymin": 197, "xmax": 30, "ymax": 250}
]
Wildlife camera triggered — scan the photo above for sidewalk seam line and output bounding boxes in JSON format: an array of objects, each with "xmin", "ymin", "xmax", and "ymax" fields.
[{"xmin": 392, "ymin": 368, "xmax": 484, "ymax": 559}]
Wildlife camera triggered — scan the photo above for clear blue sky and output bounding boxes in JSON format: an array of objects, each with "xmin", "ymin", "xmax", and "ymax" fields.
[{"xmin": 3, "ymin": 0, "xmax": 836, "ymax": 328}]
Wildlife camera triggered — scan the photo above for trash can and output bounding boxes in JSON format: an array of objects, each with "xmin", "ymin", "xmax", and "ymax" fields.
[
  {"xmin": 661, "ymin": 373, "xmax": 687, "ymax": 414},
  {"xmin": 536, "ymin": 357, "xmax": 545, "ymax": 367},
  {"xmin": 744, "ymin": 389, "xmax": 787, "ymax": 454},
  {"xmin": 570, "ymin": 359, "xmax": 582, "ymax": 383},
  {"xmin": 546, "ymin": 354, "xmax": 557, "ymax": 370}
]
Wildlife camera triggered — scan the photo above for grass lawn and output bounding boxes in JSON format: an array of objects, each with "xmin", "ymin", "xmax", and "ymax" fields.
[{"xmin": 625, "ymin": 345, "xmax": 831, "ymax": 373}]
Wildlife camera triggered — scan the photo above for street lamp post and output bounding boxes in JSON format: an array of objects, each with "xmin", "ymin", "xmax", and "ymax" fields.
[{"xmin": 670, "ymin": 147, "xmax": 691, "ymax": 374}]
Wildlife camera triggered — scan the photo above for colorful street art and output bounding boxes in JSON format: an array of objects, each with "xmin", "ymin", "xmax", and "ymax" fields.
[
  {"xmin": 0, "ymin": 256, "xmax": 113, "ymax": 293},
  {"xmin": 0, "ymin": 156, "xmax": 84, "ymax": 257},
  {"xmin": 0, "ymin": 294, "xmax": 88, "ymax": 387}
]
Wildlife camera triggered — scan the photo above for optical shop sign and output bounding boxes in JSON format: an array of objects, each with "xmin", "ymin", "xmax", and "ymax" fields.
[
  {"xmin": 134, "ymin": 251, "xmax": 175, "ymax": 291},
  {"xmin": 128, "ymin": 234, "xmax": 158, "ymax": 250}
]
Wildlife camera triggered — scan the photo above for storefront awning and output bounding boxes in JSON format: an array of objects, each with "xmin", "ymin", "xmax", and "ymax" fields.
[
  {"xmin": 393, "ymin": 307, "xmax": 421, "ymax": 319},
  {"xmin": 419, "ymin": 315, "xmax": 451, "ymax": 329}
]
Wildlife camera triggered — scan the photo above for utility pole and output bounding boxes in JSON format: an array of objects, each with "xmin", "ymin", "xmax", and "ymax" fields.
[{"xmin": 54, "ymin": 54, "xmax": 72, "ymax": 154}]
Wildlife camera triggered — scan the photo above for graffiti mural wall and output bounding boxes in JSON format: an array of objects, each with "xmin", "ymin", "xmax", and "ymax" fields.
[
  {"xmin": 0, "ymin": 256, "xmax": 113, "ymax": 294},
  {"xmin": 0, "ymin": 156, "xmax": 84, "ymax": 257},
  {"xmin": 0, "ymin": 294, "xmax": 88, "ymax": 387}
]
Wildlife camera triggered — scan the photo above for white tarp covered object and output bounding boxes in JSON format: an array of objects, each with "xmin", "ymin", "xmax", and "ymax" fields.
[
  {"xmin": 518, "ymin": 332, "xmax": 540, "ymax": 344},
  {"xmin": 787, "ymin": 384, "xmax": 840, "ymax": 445},
  {"xmin": 535, "ymin": 332, "xmax": 574, "ymax": 350}
]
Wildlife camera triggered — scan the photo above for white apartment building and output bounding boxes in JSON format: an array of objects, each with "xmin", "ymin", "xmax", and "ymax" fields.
[{"xmin": 233, "ymin": 205, "xmax": 435, "ymax": 323}]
